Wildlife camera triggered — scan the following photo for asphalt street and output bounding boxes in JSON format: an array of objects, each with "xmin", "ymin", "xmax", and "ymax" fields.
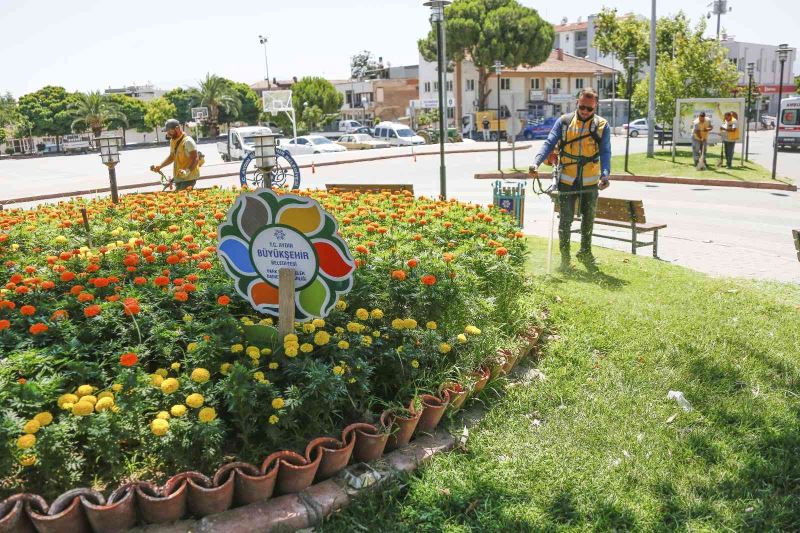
[{"xmin": 1, "ymin": 132, "xmax": 798, "ymax": 283}]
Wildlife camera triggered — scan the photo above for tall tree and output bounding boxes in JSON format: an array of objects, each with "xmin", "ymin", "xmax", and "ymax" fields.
[
  {"xmin": 69, "ymin": 92, "xmax": 128, "ymax": 138},
  {"xmin": 350, "ymin": 51, "xmax": 383, "ymax": 79},
  {"xmin": 163, "ymin": 88, "xmax": 202, "ymax": 124},
  {"xmin": 17, "ymin": 86, "xmax": 76, "ymax": 138},
  {"xmin": 218, "ymin": 80, "xmax": 261, "ymax": 125},
  {"xmin": 417, "ymin": 0, "xmax": 553, "ymax": 111},
  {"xmin": 290, "ymin": 77, "xmax": 344, "ymax": 131},
  {"xmin": 592, "ymin": 8, "xmax": 649, "ymax": 90},
  {"xmin": 106, "ymin": 94, "xmax": 148, "ymax": 145},
  {"xmin": 144, "ymin": 98, "xmax": 177, "ymax": 143},
  {"xmin": 196, "ymin": 74, "xmax": 241, "ymax": 136},
  {"xmin": 0, "ymin": 93, "xmax": 17, "ymax": 145},
  {"xmin": 795, "ymin": 75, "xmax": 800, "ymax": 93}
]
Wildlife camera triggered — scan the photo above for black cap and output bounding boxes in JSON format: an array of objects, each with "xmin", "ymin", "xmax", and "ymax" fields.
[{"xmin": 164, "ymin": 119, "xmax": 180, "ymax": 130}]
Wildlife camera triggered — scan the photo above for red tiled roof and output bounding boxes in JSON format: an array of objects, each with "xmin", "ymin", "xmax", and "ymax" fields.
[
  {"xmin": 503, "ymin": 50, "xmax": 616, "ymax": 75},
  {"xmin": 554, "ymin": 21, "xmax": 588, "ymax": 33}
]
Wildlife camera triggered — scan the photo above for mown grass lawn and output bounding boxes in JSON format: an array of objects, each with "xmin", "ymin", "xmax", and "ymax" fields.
[{"xmin": 322, "ymin": 237, "xmax": 800, "ymax": 532}]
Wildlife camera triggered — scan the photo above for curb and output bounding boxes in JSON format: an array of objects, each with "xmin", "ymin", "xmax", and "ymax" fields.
[
  {"xmin": 0, "ymin": 145, "xmax": 530, "ymax": 207},
  {"xmin": 472, "ymin": 171, "xmax": 797, "ymax": 191},
  {"xmin": 130, "ymin": 430, "xmax": 454, "ymax": 532}
]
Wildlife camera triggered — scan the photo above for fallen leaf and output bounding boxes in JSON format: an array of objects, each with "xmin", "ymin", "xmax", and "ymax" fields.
[
  {"xmin": 666, "ymin": 413, "xmax": 678, "ymax": 424},
  {"xmin": 439, "ymin": 488, "xmax": 451, "ymax": 496}
]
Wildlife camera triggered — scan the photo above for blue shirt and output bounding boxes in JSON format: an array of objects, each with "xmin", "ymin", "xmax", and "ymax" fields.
[{"xmin": 532, "ymin": 116, "xmax": 612, "ymax": 178}]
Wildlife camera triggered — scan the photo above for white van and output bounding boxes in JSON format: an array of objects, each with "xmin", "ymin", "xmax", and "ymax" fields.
[
  {"xmin": 339, "ymin": 120, "xmax": 363, "ymax": 133},
  {"xmin": 776, "ymin": 96, "xmax": 800, "ymax": 150},
  {"xmin": 373, "ymin": 122, "xmax": 426, "ymax": 146}
]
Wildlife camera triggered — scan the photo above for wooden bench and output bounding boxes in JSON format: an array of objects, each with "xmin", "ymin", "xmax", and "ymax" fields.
[
  {"xmin": 793, "ymin": 230, "xmax": 799, "ymax": 262},
  {"xmin": 325, "ymin": 183, "xmax": 414, "ymax": 194},
  {"xmin": 555, "ymin": 196, "xmax": 667, "ymax": 258}
]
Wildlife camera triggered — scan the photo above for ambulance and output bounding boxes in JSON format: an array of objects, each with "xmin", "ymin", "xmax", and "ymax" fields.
[{"xmin": 775, "ymin": 96, "xmax": 800, "ymax": 150}]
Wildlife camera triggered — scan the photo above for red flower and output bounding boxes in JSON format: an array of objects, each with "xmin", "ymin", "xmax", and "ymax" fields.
[
  {"xmin": 198, "ymin": 261, "xmax": 212, "ymax": 270},
  {"xmin": 10, "ymin": 274, "xmax": 23, "ymax": 283},
  {"xmin": 495, "ymin": 247, "xmax": 509, "ymax": 257},
  {"xmin": 77, "ymin": 292, "xmax": 95, "ymax": 303},
  {"xmin": 122, "ymin": 298, "xmax": 140, "ymax": 316},
  {"xmin": 61, "ymin": 271, "xmax": 76, "ymax": 282},
  {"xmin": 29, "ymin": 323, "xmax": 48, "ymax": 335},
  {"xmin": 120, "ymin": 352, "xmax": 138, "ymax": 367},
  {"xmin": 70, "ymin": 285, "xmax": 85, "ymax": 295},
  {"xmin": 91, "ymin": 277, "xmax": 110, "ymax": 288},
  {"xmin": 40, "ymin": 281, "xmax": 55, "ymax": 290},
  {"xmin": 18, "ymin": 378, "xmax": 26, "ymax": 385},
  {"xmin": 0, "ymin": 319, "xmax": 10, "ymax": 330},
  {"xmin": 407, "ymin": 258, "xmax": 418, "ymax": 268},
  {"xmin": 174, "ymin": 291, "xmax": 189, "ymax": 302},
  {"xmin": 166, "ymin": 255, "xmax": 180, "ymax": 265},
  {"xmin": 123, "ymin": 254, "xmax": 139, "ymax": 267},
  {"xmin": 355, "ymin": 245, "xmax": 369, "ymax": 254},
  {"xmin": 84, "ymin": 305, "xmax": 102, "ymax": 318},
  {"xmin": 154, "ymin": 276, "xmax": 170, "ymax": 287},
  {"xmin": 391, "ymin": 270, "xmax": 407, "ymax": 281},
  {"xmin": 20, "ymin": 305, "xmax": 36, "ymax": 316},
  {"xmin": 86, "ymin": 264, "xmax": 101, "ymax": 273},
  {"xmin": 421, "ymin": 275, "xmax": 437, "ymax": 286},
  {"xmin": 217, "ymin": 295, "xmax": 230, "ymax": 306},
  {"xmin": 133, "ymin": 277, "xmax": 147, "ymax": 285}
]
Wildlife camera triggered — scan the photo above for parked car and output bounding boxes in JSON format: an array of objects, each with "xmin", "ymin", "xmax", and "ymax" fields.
[
  {"xmin": 280, "ymin": 135, "xmax": 347, "ymax": 155},
  {"xmin": 373, "ymin": 122, "xmax": 426, "ymax": 146},
  {"xmin": 623, "ymin": 119, "xmax": 664, "ymax": 137},
  {"xmin": 336, "ymin": 133, "xmax": 391, "ymax": 150},
  {"xmin": 761, "ymin": 115, "xmax": 776, "ymax": 129},
  {"xmin": 352, "ymin": 126, "xmax": 374, "ymax": 136},
  {"xmin": 62, "ymin": 134, "xmax": 93, "ymax": 154},
  {"xmin": 339, "ymin": 120, "xmax": 364, "ymax": 133},
  {"xmin": 521, "ymin": 117, "xmax": 558, "ymax": 140}
]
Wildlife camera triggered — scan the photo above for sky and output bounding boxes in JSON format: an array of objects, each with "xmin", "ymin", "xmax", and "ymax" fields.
[{"xmin": 1, "ymin": 0, "xmax": 798, "ymax": 98}]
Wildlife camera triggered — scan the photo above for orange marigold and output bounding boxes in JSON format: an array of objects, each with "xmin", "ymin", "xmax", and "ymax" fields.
[
  {"xmin": 174, "ymin": 291, "xmax": 189, "ymax": 302},
  {"xmin": 20, "ymin": 305, "xmax": 36, "ymax": 316},
  {"xmin": 217, "ymin": 295, "xmax": 230, "ymax": 306},
  {"xmin": 0, "ymin": 319, "xmax": 10, "ymax": 330},
  {"xmin": 154, "ymin": 276, "xmax": 170, "ymax": 287},
  {"xmin": 407, "ymin": 258, "xmax": 418, "ymax": 268},
  {"xmin": 421, "ymin": 275, "xmax": 437, "ymax": 286},
  {"xmin": 119, "ymin": 352, "xmax": 138, "ymax": 367},
  {"xmin": 84, "ymin": 305, "xmax": 102, "ymax": 318},
  {"xmin": 391, "ymin": 270, "xmax": 407, "ymax": 281},
  {"xmin": 495, "ymin": 247, "xmax": 509, "ymax": 257},
  {"xmin": 29, "ymin": 323, "xmax": 48, "ymax": 335}
]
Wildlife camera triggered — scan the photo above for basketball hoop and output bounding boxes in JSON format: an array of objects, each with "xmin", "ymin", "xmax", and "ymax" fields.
[
  {"xmin": 191, "ymin": 106, "xmax": 209, "ymax": 121},
  {"xmin": 263, "ymin": 90, "xmax": 297, "ymax": 141}
]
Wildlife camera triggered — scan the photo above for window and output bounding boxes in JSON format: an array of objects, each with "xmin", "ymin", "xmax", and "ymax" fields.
[
  {"xmin": 388, "ymin": 129, "xmax": 397, "ymax": 138},
  {"xmin": 575, "ymin": 78, "xmax": 584, "ymax": 89},
  {"xmin": 782, "ymin": 109, "xmax": 799, "ymax": 126},
  {"xmin": 501, "ymin": 79, "xmax": 511, "ymax": 90},
  {"xmin": 424, "ymin": 82, "xmax": 431, "ymax": 92},
  {"xmin": 346, "ymin": 90, "xmax": 353, "ymax": 106},
  {"xmin": 466, "ymin": 79, "xmax": 475, "ymax": 91},
  {"xmin": 552, "ymin": 78, "xmax": 561, "ymax": 90},
  {"xmin": 433, "ymin": 82, "xmax": 438, "ymax": 91},
  {"xmin": 531, "ymin": 78, "xmax": 540, "ymax": 90},
  {"xmin": 446, "ymin": 80, "xmax": 453, "ymax": 91},
  {"xmin": 447, "ymin": 107, "xmax": 454, "ymax": 119}
]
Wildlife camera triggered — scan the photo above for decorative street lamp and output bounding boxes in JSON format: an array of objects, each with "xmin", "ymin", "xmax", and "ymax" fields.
[
  {"xmin": 594, "ymin": 69, "xmax": 603, "ymax": 97},
  {"xmin": 745, "ymin": 62, "xmax": 755, "ymax": 162},
  {"xmin": 258, "ymin": 35, "xmax": 270, "ymax": 84},
  {"xmin": 624, "ymin": 53, "xmax": 637, "ymax": 174},
  {"xmin": 253, "ymin": 132, "xmax": 278, "ymax": 186},
  {"xmin": 495, "ymin": 59, "xmax": 502, "ymax": 171},
  {"xmin": 424, "ymin": 0, "xmax": 452, "ymax": 199},
  {"xmin": 772, "ymin": 44, "xmax": 791, "ymax": 180},
  {"xmin": 98, "ymin": 136, "xmax": 122, "ymax": 203}
]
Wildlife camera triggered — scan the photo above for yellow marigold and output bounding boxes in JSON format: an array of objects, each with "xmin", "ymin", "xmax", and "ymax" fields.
[
  {"xmin": 155, "ymin": 368, "xmax": 168, "ymax": 378},
  {"xmin": 271, "ymin": 397, "xmax": 285, "ymax": 410},
  {"xmin": 361, "ymin": 335, "xmax": 372, "ymax": 346},
  {"xmin": 183, "ymin": 314, "xmax": 193, "ymax": 323},
  {"xmin": 191, "ymin": 368, "xmax": 210, "ymax": 383},
  {"xmin": 284, "ymin": 339, "xmax": 299, "ymax": 349},
  {"xmin": 426, "ymin": 321, "xmax": 438, "ymax": 330},
  {"xmin": 346, "ymin": 322, "xmax": 363, "ymax": 333},
  {"xmin": 97, "ymin": 391, "xmax": 114, "ymax": 400},
  {"xmin": 19, "ymin": 455, "xmax": 36, "ymax": 467},
  {"xmin": 439, "ymin": 343, "xmax": 452, "ymax": 354},
  {"xmin": 314, "ymin": 331, "xmax": 331, "ymax": 346},
  {"xmin": 187, "ymin": 342, "xmax": 199, "ymax": 353},
  {"xmin": 61, "ymin": 403, "xmax": 74, "ymax": 411},
  {"xmin": 58, "ymin": 393, "xmax": 78, "ymax": 408},
  {"xmin": 186, "ymin": 393, "xmax": 204, "ymax": 408},
  {"xmin": 170, "ymin": 404, "xmax": 187, "ymax": 417},
  {"xmin": 403, "ymin": 318, "xmax": 417, "ymax": 329},
  {"xmin": 355, "ymin": 308, "xmax": 369, "ymax": 320},
  {"xmin": 349, "ymin": 377, "xmax": 357, "ymax": 384},
  {"xmin": 156, "ymin": 411, "xmax": 170, "ymax": 420},
  {"xmin": 150, "ymin": 374, "xmax": 164, "ymax": 387},
  {"xmin": 111, "ymin": 384, "xmax": 123, "ymax": 393},
  {"xmin": 411, "ymin": 359, "xmax": 420, "ymax": 368},
  {"xmin": 312, "ymin": 318, "xmax": 325, "ymax": 328},
  {"xmin": 150, "ymin": 418, "xmax": 169, "ymax": 436},
  {"xmin": 231, "ymin": 344, "xmax": 244, "ymax": 353},
  {"xmin": 370, "ymin": 309, "xmax": 384, "ymax": 319},
  {"xmin": 465, "ymin": 325, "xmax": 482, "ymax": 336},
  {"xmin": 160, "ymin": 378, "xmax": 179, "ymax": 394},
  {"xmin": 333, "ymin": 365, "xmax": 345, "ymax": 376},
  {"xmin": 269, "ymin": 415, "xmax": 279, "ymax": 424},
  {"xmin": 372, "ymin": 330, "xmax": 381, "ymax": 338},
  {"xmin": 285, "ymin": 346, "xmax": 298, "ymax": 357},
  {"xmin": 72, "ymin": 401, "xmax": 94, "ymax": 416},
  {"xmin": 95, "ymin": 397, "xmax": 115, "ymax": 412},
  {"xmin": 261, "ymin": 348, "xmax": 272, "ymax": 356},
  {"xmin": 391, "ymin": 318, "xmax": 405, "ymax": 330},
  {"xmin": 220, "ymin": 362, "xmax": 232, "ymax": 375},
  {"xmin": 335, "ymin": 300, "xmax": 347, "ymax": 310},
  {"xmin": 33, "ymin": 412, "xmax": 53, "ymax": 427},
  {"xmin": 338, "ymin": 340, "xmax": 350, "ymax": 349},
  {"xmin": 283, "ymin": 334, "xmax": 298, "ymax": 343},
  {"xmin": 259, "ymin": 317, "xmax": 274, "ymax": 326},
  {"xmin": 335, "ymin": 327, "xmax": 344, "ymax": 334},
  {"xmin": 199, "ymin": 407, "xmax": 216, "ymax": 423},
  {"xmin": 23, "ymin": 420, "xmax": 41, "ymax": 434},
  {"xmin": 81, "ymin": 395, "xmax": 97, "ymax": 406},
  {"xmin": 300, "ymin": 343, "xmax": 314, "ymax": 353},
  {"xmin": 302, "ymin": 323, "xmax": 316, "ymax": 333},
  {"xmin": 253, "ymin": 371, "xmax": 266, "ymax": 382},
  {"xmin": 17, "ymin": 434, "xmax": 36, "ymax": 450},
  {"xmin": 457, "ymin": 334, "xmax": 467, "ymax": 343},
  {"xmin": 171, "ymin": 362, "xmax": 181, "ymax": 371},
  {"xmin": 76, "ymin": 385, "xmax": 94, "ymax": 397},
  {"xmin": 269, "ymin": 362, "xmax": 279, "ymax": 370},
  {"xmin": 246, "ymin": 346, "xmax": 260, "ymax": 358}
]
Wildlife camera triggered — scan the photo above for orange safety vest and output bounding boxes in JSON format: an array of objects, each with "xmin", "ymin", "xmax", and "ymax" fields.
[{"xmin": 170, "ymin": 134, "xmax": 200, "ymax": 182}]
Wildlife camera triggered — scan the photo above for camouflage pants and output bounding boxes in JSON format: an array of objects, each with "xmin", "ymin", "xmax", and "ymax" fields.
[{"xmin": 558, "ymin": 180, "xmax": 599, "ymax": 259}]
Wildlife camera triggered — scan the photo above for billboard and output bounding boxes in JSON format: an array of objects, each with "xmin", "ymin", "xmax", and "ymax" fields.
[{"xmin": 674, "ymin": 98, "xmax": 746, "ymax": 144}]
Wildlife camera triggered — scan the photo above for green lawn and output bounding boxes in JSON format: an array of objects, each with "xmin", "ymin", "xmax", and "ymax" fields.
[{"xmin": 322, "ymin": 238, "xmax": 800, "ymax": 532}]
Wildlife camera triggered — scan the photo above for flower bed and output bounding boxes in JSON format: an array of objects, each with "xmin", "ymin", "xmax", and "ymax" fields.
[{"xmin": 0, "ymin": 186, "xmax": 535, "ymax": 503}]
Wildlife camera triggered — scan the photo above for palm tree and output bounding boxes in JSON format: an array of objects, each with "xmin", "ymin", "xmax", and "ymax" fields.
[
  {"xmin": 197, "ymin": 74, "xmax": 241, "ymax": 136},
  {"xmin": 70, "ymin": 92, "xmax": 128, "ymax": 138}
]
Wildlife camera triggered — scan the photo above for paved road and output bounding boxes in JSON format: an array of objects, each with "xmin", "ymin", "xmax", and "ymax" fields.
[{"xmin": 1, "ymin": 132, "xmax": 798, "ymax": 283}]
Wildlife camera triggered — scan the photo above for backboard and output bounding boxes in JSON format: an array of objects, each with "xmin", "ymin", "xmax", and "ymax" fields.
[
  {"xmin": 263, "ymin": 90, "xmax": 293, "ymax": 115},
  {"xmin": 191, "ymin": 107, "xmax": 209, "ymax": 121}
]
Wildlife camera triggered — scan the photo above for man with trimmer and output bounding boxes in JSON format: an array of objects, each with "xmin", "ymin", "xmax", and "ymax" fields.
[
  {"xmin": 150, "ymin": 119, "xmax": 201, "ymax": 191},
  {"xmin": 528, "ymin": 88, "xmax": 612, "ymax": 272}
]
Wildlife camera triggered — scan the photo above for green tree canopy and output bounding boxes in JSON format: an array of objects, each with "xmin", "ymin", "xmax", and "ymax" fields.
[
  {"xmin": 351, "ymin": 50, "xmax": 383, "ymax": 79},
  {"xmin": 593, "ymin": 9, "xmax": 650, "ymax": 86},
  {"xmin": 290, "ymin": 77, "xmax": 343, "ymax": 131},
  {"xmin": 69, "ymin": 92, "xmax": 128, "ymax": 138},
  {"xmin": 418, "ymin": 0, "xmax": 553, "ymax": 110},
  {"xmin": 218, "ymin": 80, "xmax": 261, "ymax": 125},
  {"xmin": 17, "ymin": 86, "xmax": 77, "ymax": 137},
  {"xmin": 144, "ymin": 97, "xmax": 177, "ymax": 142},
  {"xmin": 163, "ymin": 88, "xmax": 202, "ymax": 124},
  {"xmin": 107, "ymin": 94, "xmax": 148, "ymax": 133},
  {"xmin": 795, "ymin": 75, "xmax": 800, "ymax": 93},
  {"xmin": 196, "ymin": 74, "xmax": 241, "ymax": 136}
]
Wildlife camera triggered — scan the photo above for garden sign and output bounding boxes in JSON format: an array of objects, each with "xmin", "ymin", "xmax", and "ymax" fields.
[{"xmin": 217, "ymin": 188, "xmax": 355, "ymax": 333}]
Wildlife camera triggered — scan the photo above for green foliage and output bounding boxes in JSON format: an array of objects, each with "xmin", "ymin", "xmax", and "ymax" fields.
[
  {"xmin": 795, "ymin": 75, "xmax": 800, "ymax": 93},
  {"xmin": 144, "ymin": 98, "xmax": 177, "ymax": 139},
  {"xmin": 69, "ymin": 92, "xmax": 128, "ymax": 138},
  {"xmin": 351, "ymin": 50, "xmax": 383, "ymax": 79},
  {"xmin": 218, "ymin": 81, "xmax": 261, "ymax": 125},
  {"xmin": 593, "ymin": 8, "xmax": 650, "ymax": 82},
  {"xmin": 196, "ymin": 74, "xmax": 241, "ymax": 135},
  {"xmin": 290, "ymin": 77, "xmax": 344, "ymax": 131},
  {"xmin": 0, "ymin": 92, "xmax": 18, "ymax": 131},
  {"xmin": 17, "ymin": 86, "xmax": 77, "ymax": 137},
  {"xmin": 162, "ymin": 88, "xmax": 201, "ymax": 124},
  {"xmin": 418, "ymin": 0, "xmax": 553, "ymax": 110},
  {"xmin": 107, "ymin": 94, "xmax": 148, "ymax": 133}
]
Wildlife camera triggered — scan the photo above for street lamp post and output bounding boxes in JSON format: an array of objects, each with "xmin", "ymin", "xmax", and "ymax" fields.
[
  {"xmin": 624, "ymin": 54, "xmax": 636, "ymax": 174},
  {"xmin": 745, "ymin": 62, "xmax": 754, "ymax": 162},
  {"xmin": 594, "ymin": 69, "xmax": 603, "ymax": 96},
  {"xmin": 98, "ymin": 136, "xmax": 122, "ymax": 204},
  {"xmin": 253, "ymin": 132, "xmax": 278, "ymax": 187},
  {"xmin": 772, "ymin": 44, "xmax": 791, "ymax": 180},
  {"xmin": 424, "ymin": 0, "xmax": 451, "ymax": 199},
  {"xmin": 495, "ymin": 60, "xmax": 502, "ymax": 171},
  {"xmin": 258, "ymin": 35, "xmax": 270, "ymax": 84}
]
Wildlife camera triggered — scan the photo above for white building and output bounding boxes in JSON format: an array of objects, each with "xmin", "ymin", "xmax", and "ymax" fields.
[{"xmin": 103, "ymin": 84, "xmax": 165, "ymax": 102}]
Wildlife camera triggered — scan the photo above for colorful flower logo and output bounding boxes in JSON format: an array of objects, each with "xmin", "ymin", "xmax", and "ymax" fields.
[{"xmin": 217, "ymin": 189, "xmax": 355, "ymax": 321}]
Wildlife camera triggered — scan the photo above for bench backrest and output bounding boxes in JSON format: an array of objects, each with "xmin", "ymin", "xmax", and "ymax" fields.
[
  {"xmin": 325, "ymin": 183, "xmax": 414, "ymax": 194},
  {"xmin": 555, "ymin": 196, "xmax": 646, "ymax": 224}
]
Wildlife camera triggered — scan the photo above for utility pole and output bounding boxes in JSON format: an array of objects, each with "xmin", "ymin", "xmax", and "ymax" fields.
[
  {"xmin": 708, "ymin": 1, "xmax": 732, "ymax": 40},
  {"xmin": 258, "ymin": 35, "xmax": 270, "ymax": 83},
  {"xmin": 647, "ymin": 0, "xmax": 656, "ymax": 157}
]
